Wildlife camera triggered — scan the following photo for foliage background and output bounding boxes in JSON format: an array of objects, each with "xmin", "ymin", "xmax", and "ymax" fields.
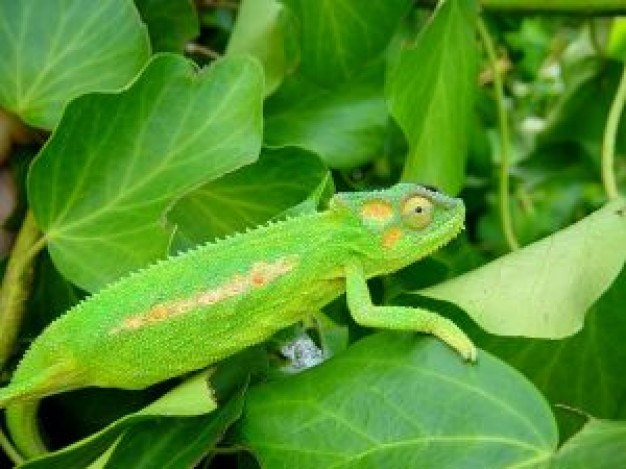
[{"xmin": 0, "ymin": 0, "xmax": 625, "ymax": 467}]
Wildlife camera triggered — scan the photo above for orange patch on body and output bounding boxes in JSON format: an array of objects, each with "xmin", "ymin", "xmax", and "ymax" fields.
[
  {"xmin": 112, "ymin": 256, "xmax": 299, "ymax": 334},
  {"xmin": 360, "ymin": 200, "xmax": 394, "ymax": 222},
  {"xmin": 382, "ymin": 226, "xmax": 403, "ymax": 249}
]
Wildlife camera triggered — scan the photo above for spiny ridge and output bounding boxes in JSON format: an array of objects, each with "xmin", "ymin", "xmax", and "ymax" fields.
[{"xmin": 52, "ymin": 211, "xmax": 323, "ymax": 318}]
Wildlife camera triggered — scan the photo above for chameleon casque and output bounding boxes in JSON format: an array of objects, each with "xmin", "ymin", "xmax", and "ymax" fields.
[{"xmin": 0, "ymin": 183, "xmax": 475, "ymax": 454}]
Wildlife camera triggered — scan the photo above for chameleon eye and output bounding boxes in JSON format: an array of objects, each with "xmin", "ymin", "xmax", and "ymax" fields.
[{"xmin": 401, "ymin": 196, "xmax": 434, "ymax": 229}]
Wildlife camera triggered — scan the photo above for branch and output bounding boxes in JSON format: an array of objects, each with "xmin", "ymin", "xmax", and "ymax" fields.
[{"xmin": 415, "ymin": 0, "xmax": 626, "ymax": 15}]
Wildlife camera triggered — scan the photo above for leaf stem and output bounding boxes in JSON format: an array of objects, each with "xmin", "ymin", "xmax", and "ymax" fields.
[
  {"xmin": 602, "ymin": 63, "xmax": 626, "ymax": 200},
  {"xmin": 415, "ymin": 0, "xmax": 626, "ymax": 15},
  {"xmin": 0, "ymin": 210, "xmax": 45, "ymax": 371},
  {"xmin": 476, "ymin": 18, "xmax": 519, "ymax": 251},
  {"xmin": 0, "ymin": 427, "xmax": 23, "ymax": 465}
]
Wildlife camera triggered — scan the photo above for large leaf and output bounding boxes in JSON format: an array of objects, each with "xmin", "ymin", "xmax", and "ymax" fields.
[
  {"xmin": 419, "ymin": 199, "xmax": 626, "ymax": 338},
  {"xmin": 20, "ymin": 372, "xmax": 217, "ymax": 469},
  {"xmin": 553, "ymin": 419, "xmax": 626, "ymax": 469},
  {"xmin": 264, "ymin": 71, "xmax": 387, "ymax": 168},
  {"xmin": 169, "ymin": 148, "xmax": 329, "ymax": 249},
  {"xmin": 28, "ymin": 54, "xmax": 264, "ymax": 292},
  {"xmin": 227, "ymin": 0, "xmax": 286, "ymax": 94},
  {"xmin": 134, "ymin": 0, "xmax": 199, "ymax": 53},
  {"xmin": 281, "ymin": 0, "xmax": 410, "ymax": 86},
  {"xmin": 0, "ymin": 0, "xmax": 150, "ymax": 129},
  {"xmin": 237, "ymin": 333, "xmax": 557, "ymax": 469},
  {"xmin": 386, "ymin": 0, "xmax": 478, "ymax": 194},
  {"xmin": 477, "ymin": 266, "xmax": 626, "ymax": 439}
]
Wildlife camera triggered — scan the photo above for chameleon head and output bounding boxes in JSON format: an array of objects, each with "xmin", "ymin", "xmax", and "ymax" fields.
[{"xmin": 330, "ymin": 183, "xmax": 465, "ymax": 267}]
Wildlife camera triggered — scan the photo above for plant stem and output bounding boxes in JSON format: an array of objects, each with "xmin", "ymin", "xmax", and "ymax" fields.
[
  {"xmin": 0, "ymin": 210, "xmax": 45, "ymax": 371},
  {"xmin": 0, "ymin": 427, "xmax": 23, "ymax": 465},
  {"xmin": 602, "ymin": 64, "xmax": 626, "ymax": 200},
  {"xmin": 476, "ymin": 18, "xmax": 520, "ymax": 251},
  {"xmin": 416, "ymin": 0, "xmax": 626, "ymax": 15}
]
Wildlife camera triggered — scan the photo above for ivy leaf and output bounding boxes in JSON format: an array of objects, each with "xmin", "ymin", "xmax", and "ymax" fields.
[
  {"xmin": 282, "ymin": 0, "xmax": 410, "ymax": 86},
  {"xmin": 237, "ymin": 333, "xmax": 557, "ymax": 468},
  {"xmin": 419, "ymin": 199, "xmax": 626, "ymax": 338},
  {"xmin": 0, "ymin": 0, "xmax": 150, "ymax": 129},
  {"xmin": 169, "ymin": 148, "xmax": 329, "ymax": 250},
  {"xmin": 28, "ymin": 54, "xmax": 264, "ymax": 292},
  {"xmin": 264, "ymin": 71, "xmax": 387, "ymax": 168},
  {"xmin": 386, "ymin": 0, "xmax": 478, "ymax": 194}
]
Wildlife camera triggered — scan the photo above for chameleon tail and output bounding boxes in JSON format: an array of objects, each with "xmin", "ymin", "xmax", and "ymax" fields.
[
  {"xmin": 0, "ymin": 363, "xmax": 82, "ymax": 458},
  {"xmin": 6, "ymin": 401, "xmax": 47, "ymax": 458},
  {"xmin": 0, "ymin": 362, "xmax": 77, "ymax": 409}
]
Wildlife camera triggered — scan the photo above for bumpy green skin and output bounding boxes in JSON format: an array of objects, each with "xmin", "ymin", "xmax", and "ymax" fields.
[{"xmin": 0, "ymin": 184, "xmax": 472, "ymax": 408}]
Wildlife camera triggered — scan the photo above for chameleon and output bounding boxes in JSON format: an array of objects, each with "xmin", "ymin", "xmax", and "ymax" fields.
[{"xmin": 0, "ymin": 183, "xmax": 475, "ymax": 454}]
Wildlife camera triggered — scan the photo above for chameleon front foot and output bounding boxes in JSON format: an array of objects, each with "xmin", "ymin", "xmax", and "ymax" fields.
[
  {"xmin": 352, "ymin": 303, "xmax": 478, "ymax": 363},
  {"xmin": 428, "ymin": 315, "xmax": 477, "ymax": 362},
  {"xmin": 344, "ymin": 260, "xmax": 477, "ymax": 363}
]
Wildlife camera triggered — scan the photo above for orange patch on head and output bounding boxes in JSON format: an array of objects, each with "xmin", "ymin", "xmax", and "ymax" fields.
[
  {"xmin": 360, "ymin": 200, "xmax": 394, "ymax": 222},
  {"xmin": 382, "ymin": 226, "xmax": 403, "ymax": 249}
]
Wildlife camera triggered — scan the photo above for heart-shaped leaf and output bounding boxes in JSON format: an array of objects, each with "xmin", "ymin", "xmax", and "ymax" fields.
[
  {"xmin": 28, "ymin": 54, "xmax": 264, "ymax": 292},
  {"xmin": 0, "ymin": 0, "xmax": 150, "ymax": 129},
  {"xmin": 237, "ymin": 333, "xmax": 557, "ymax": 468},
  {"xmin": 169, "ymin": 148, "xmax": 329, "ymax": 249}
]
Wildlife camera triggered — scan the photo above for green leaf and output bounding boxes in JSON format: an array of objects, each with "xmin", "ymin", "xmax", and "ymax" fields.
[
  {"xmin": 419, "ymin": 199, "xmax": 626, "ymax": 338},
  {"xmin": 0, "ymin": 0, "xmax": 150, "ymax": 129},
  {"xmin": 237, "ymin": 333, "xmax": 557, "ymax": 468},
  {"xmin": 168, "ymin": 148, "xmax": 329, "ymax": 250},
  {"xmin": 20, "ymin": 372, "xmax": 217, "ymax": 469},
  {"xmin": 102, "ymin": 386, "xmax": 246, "ymax": 469},
  {"xmin": 227, "ymin": 0, "xmax": 286, "ymax": 94},
  {"xmin": 386, "ymin": 0, "xmax": 478, "ymax": 194},
  {"xmin": 553, "ymin": 419, "xmax": 626, "ymax": 469},
  {"xmin": 264, "ymin": 71, "xmax": 387, "ymax": 168},
  {"xmin": 134, "ymin": 0, "xmax": 199, "ymax": 53},
  {"xmin": 477, "ymin": 266, "xmax": 626, "ymax": 440},
  {"xmin": 281, "ymin": 0, "xmax": 410, "ymax": 86},
  {"xmin": 540, "ymin": 59, "xmax": 626, "ymax": 157},
  {"xmin": 608, "ymin": 18, "xmax": 626, "ymax": 62},
  {"xmin": 28, "ymin": 54, "xmax": 264, "ymax": 292}
]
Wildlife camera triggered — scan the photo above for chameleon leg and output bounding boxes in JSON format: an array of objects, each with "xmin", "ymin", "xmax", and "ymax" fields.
[{"xmin": 344, "ymin": 261, "xmax": 477, "ymax": 362}]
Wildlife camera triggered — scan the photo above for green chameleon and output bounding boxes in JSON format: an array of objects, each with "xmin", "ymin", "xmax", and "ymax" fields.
[{"xmin": 0, "ymin": 183, "xmax": 475, "ymax": 454}]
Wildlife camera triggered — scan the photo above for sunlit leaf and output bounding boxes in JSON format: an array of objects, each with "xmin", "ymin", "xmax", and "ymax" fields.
[
  {"xmin": 419, "ymin": 199, "xmax": 626, "ymax": 338},
  {"xmin": 0, "ymin": 0, "xmax": 150, "ymax": 129},
  {"xmin": 28, "ymin": 54, "xmax": 264, "ymax": 291}
]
